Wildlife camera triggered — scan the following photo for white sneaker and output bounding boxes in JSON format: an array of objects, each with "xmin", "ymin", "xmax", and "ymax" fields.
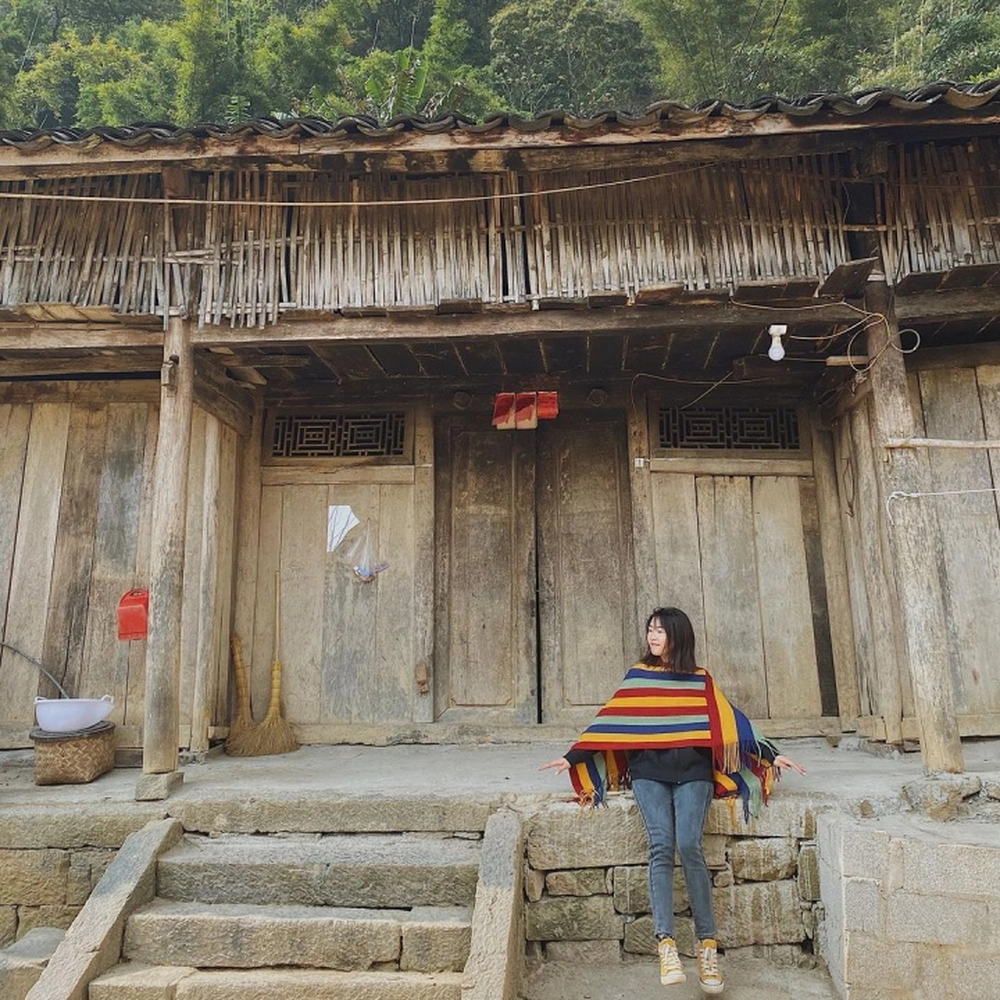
[
  {"xmin": 657, "ymin": 937, "xmax": 686, "ymax": 986},
  {"xmin": 697, "ymin": 938, "xmax": 724, "ymax": 994}
]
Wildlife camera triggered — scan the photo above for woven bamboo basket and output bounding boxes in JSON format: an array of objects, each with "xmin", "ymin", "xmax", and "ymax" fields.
[{"xmin": 30, "ymin": 721, "xmax": 115, "ymax": 785}]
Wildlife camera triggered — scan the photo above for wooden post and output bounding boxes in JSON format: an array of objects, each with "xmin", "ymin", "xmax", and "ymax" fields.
[
  {"xmin": 143, "ymin": 317, "xmax": 194, "ymax": 776},
  {"xmin": 190, "ymin": 413, "xmax": 221, "ymax": 753},
  {"xmin": 865, "ymin": 277, "xmax": 963, "ymax": 773}
]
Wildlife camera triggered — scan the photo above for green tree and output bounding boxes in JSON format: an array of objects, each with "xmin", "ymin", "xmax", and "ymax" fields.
[
  {"xmin": 490, "ymin": 0, "xmax": 656, "ymax": 115},
  {"xmin": 252, "ymin": 2, "xmax": 354, "ymax": 116},
  {"xmin": 174, "ymin": 0, "xmax": 239, "ymax": 122}
]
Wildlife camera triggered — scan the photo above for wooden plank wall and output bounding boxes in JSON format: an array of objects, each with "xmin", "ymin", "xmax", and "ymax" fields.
[
  {"xmin": 250, "ymin": 466, "xmax": 422, "ymax": 738},
  {"xmin": 833, "ymin": 363, "xmax": 1000, "ymax": 738},
  {"xmin": 0, "ymin": 389, "xmax": 239, "ymax": 748},
  {"xmin": 647, "ymin": 465, "xmax": 834, "ymax": 730}
]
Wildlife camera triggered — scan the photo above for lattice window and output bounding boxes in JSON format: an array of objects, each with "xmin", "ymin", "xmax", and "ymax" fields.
[
  {"xmin": 658, "ymin": 406, "xmax": 800, "ymax": 451},
  {"xmin": 271, "ymin": 412, "xmax": 407, "ymax": 458}
]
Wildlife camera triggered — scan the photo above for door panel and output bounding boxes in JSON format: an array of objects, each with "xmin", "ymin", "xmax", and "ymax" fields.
[
  {"xmin": 538, "ymin": 413, "xmax": 637, "ymax": 724},
  {"xmin": 434, "ymin": 411, "xmax": 635, "ymax": 725},
  {"xmin": 434, "ymin": 419, "xmax": 537, "ymax": 722}
]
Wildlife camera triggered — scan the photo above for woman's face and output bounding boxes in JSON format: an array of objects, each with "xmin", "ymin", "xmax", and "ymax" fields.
[{"xmin": 647, "ymin": 618, "xmax": 668, "ymax": 660}]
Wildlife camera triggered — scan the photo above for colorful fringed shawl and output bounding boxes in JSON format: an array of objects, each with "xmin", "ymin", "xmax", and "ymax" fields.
[{"xmin": 568, "ymin": 665, "xmax": 778, "ymax": 821}]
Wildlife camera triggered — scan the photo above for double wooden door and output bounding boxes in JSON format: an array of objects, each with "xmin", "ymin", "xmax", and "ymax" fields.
[{"xmin": 434, "ymin": 410, "xmax": 637, "ymax": 726}]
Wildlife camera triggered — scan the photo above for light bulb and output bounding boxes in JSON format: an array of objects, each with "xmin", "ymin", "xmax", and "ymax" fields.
[{"xmin": 767, "ymin": 324, "xmax": 787, "ymax": 361}]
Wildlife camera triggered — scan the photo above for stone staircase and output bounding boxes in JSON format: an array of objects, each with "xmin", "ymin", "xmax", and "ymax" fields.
[{"xmin": 87, "ymin": 830, "xmax": 482, "ymax": 999}]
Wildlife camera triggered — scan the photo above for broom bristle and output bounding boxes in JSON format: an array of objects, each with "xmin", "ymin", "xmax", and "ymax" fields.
[
  {"xmin": 226, "ymin": 716, "xmax": 299, "ymax": 756},
  {"xmin": 226, "ymin": 634, "xmax": 256, "ymax": 754},
  {"xmin": 226, "ymin": 657, "xmax": 299, "ymax": 757}
]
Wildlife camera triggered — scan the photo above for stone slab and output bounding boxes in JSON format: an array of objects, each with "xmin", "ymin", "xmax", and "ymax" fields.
[
  {"xmin": 715, "ymin": 880, "xmax": 805, "ymax": 948},
  {"xmin": 797, "ymin": 844, "xmax": 821, "ymax": 901},
  {"xmin": 169, "ymin": 795, "xmax": 495, "ymax": 835},
  {"xmin": 0, "ymin": 850, "xmax": 69, "ymax": 905},
  {"xmin": 462, "ymin": 809, "xmax": 525, "ymax": 1000},
  {"xmin": 544, "ymin": 940, "xmax": 621, "ymax": 964},
  {"xmin": 92, "ymin": 966, "xmax": 467, "ymax": 1000},
  {"xmin": 612, "ymin": 865, "xmax": 689, "ymax": 915},
  {"xmin": 156, "ymin": 833, "xmax": 480, "ymax": 908},
  {"xmin": 401, "ymin": 916, "xmax": 471, "ymax": 973},
  {"xmin": 525, "ymin": 896, "xmax": 623, "ymax": 942},
  {"xmin": 89, "ymin": 963, "xmax": 197, "ymax": 1000},
  {"xmin": 0, "ymin": 806, "xmax": 167, "ymax": 850},
  {"xmin": 134, "ymin": 772, "xmax": 184, "ymax": 802},
  {"xmin": 0, "ymin": 926, "xmax": 65, "ymax": 961},
  {"xmin": 124, "ymin": 900, "xmax": 407, "ymax": 969},
  {"xmin": 527, "ymin": 802, "xmax": 649, "ymax": 869},
  {"xmin": 545, "ymin": 869, "xmax": 608, "ymax": 897},
  {"xmin": 729, "ymin": 838, "xmax": 799, "ymax": 881}
]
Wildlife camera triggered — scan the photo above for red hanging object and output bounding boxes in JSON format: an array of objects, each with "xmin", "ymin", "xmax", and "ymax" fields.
[
  {"xmin": 117, "ymin": 589, "xmax": 149, "ymax": 641},
  {"xmin": 515, "ymin": 392, "xmax": 538, "ymax": 429},
  {"xmin": 537, "ymin": 391, "xmax": 559, "ymax": 420},
  {"xmin": 492, "ymin": 392, "xmax": 516, "ymax": 429}
]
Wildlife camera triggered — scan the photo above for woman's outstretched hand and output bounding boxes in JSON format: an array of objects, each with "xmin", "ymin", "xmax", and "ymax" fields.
[
  {"xmin": 773, "ymin": 754, "xmax": 806, "ymax": 775},
  {"xmin": 539, "ymin": 757, "xmax": 570, "ymax": 775}
]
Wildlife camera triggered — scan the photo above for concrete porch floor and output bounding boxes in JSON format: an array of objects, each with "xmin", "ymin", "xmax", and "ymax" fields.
[
  {"xmin": 3, "ymin": 736, "xmax": 1000, "ymax": 1000},
  {"xmin": 2, "ymin": 735, "xmax": 1000, "ymax": 815}
]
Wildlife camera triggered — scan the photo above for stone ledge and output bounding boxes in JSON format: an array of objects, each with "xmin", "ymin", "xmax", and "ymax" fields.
[
  {"xmin": 26, "ymin": 818, "xmax": 183, "ymax": 1000},
  {"xmin": 462, "ymin": 809, "xmax": 525, "ymax": 1000}
]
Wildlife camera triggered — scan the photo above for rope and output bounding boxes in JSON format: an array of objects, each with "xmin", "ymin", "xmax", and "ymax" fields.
[
  {"xmin": 0, "ymin": 163, "xmax": 711, "ymax": 209},
  {"xmin": 885, "ymin": 486, "xmax": 1000, "ymax": 524}
]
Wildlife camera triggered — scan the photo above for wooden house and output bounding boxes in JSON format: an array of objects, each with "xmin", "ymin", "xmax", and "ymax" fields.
[{"xmin": 2, "ymin": 82, "xmax": 999, "ymax": 784}]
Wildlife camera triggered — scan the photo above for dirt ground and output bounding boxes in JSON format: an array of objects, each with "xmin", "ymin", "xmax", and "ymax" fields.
[{"xmin": 520, "ymin": 953, "xmax": 840, "ymax": 1000}]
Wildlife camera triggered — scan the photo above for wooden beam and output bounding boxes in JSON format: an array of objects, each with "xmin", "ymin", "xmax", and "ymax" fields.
[
  {"xmin": 865, "ymin": 278, "xmax": 963, "ymax": 772},
  {"xmin": 906, "ymin": 341, "xmax": 1000, "ymax": 371},
  {"xmin": 0, "ymin": 324, "xmax": 163, "ymax": 351},
  {"xmin": 143, "ymin": 318, "xmax": 195, "ymax": 779},
  {"xmin": 193, "ymin": 302, "xmax": 864, "ymax": 347},
  {"xmin": 0, "ymin": 355, "xmax": 160, "ymax": 378},
  {"xmin": 887, "ymin": 436, "xmax": 1000, "ymax": 450}
]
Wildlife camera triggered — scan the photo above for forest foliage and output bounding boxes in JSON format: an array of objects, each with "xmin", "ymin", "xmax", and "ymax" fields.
[{"xmin": 0, "ymin": 0, "xmax": 997, "ymax": 129}]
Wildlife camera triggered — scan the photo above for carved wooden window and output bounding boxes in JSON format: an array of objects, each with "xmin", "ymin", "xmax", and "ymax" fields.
[
  {"xmin": 657, "ymin": 406, "xmax": 800, "ymax": 451},
  {"xmin": 269, "ymin": 411, "xmax": 408, "ymax": 459}
]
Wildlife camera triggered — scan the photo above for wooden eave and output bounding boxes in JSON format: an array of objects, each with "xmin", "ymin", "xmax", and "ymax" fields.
[
  {"xmin": 2, "ymin": 107, "xmax": 1000, "ymax": 180},
  {"xmin": 2, "ymin": 287, "xmax": 999, "ymax": 411}
]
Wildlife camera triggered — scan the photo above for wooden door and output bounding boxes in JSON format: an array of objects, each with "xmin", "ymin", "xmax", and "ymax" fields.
[
  {"xmin": 434, "ymin": 418, "xmax": 537, "ymax": 722},
  {"xmin": 434, "ymin": 411, "xmax": 636, "ymax": 725},
  {"xmin": 537, "ymin": 412, "xmax": 637, "ymax": 725}
]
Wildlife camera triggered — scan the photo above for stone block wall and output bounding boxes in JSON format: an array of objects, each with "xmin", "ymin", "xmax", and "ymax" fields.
[
  {"xmin": 523, "ymin": 795, "xmax": 825, "ymax": 962},
  {"xmin": 818, "ymin": 812, "xmax": 1000, "ymax": 1000},
  {"xmin": 0, "ymin": 805, "xmax": 164, "ymax": 947}
]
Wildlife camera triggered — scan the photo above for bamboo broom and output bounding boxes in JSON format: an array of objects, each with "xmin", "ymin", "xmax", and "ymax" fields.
[
  {"xmin": 228, "ymin": 572, "xmax": 298, "ymax": 757},
  {"xmin": 224, "ymin": 633, "xmax": 255, "ymax": 755}
]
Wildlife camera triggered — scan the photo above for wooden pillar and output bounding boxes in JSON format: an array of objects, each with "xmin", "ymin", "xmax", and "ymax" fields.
[
  {"xmin": 865, "ymin": 277, "xmax": 963, "ymax": 773},
  {"xmin": 143, "ymin": 317, "xmax": 195, "ymax": 775}
]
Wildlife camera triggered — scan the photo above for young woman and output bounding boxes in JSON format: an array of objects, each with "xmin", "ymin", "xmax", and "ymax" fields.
[{"xmin": 541, "ymin": 607, "xmax": 805, "ymax": 994}]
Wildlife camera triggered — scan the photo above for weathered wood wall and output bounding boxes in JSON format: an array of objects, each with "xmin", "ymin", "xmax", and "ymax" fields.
[
  {"xmin": 645, "ymin": 462, "xmax": 838, "ymax": 731},
  {"xmin": 0, "ymin": 384, "xmax": 239, "ymax": 748},
  {"xmin": 246, "ymin": 412, "xmax": 432, "ymax": 736},
  {"xmin": 833, "ymin": 362, "xmax": 1000, "ymax": 739}
]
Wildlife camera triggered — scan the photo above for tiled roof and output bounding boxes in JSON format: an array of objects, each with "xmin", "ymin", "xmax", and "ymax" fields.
[{"xmin": 2, "ymin": 80, "xmax": 999, "ymax": 152}]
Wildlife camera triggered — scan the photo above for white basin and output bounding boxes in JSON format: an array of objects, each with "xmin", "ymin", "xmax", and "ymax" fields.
[{"xmin": 34, "ymin": 696, "xmax": 114, "ymax": 733}]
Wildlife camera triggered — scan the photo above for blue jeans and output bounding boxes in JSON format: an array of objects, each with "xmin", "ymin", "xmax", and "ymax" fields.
[{"xmin": 632, "ymin": 778, "xmax": 717, "ymax": 941}]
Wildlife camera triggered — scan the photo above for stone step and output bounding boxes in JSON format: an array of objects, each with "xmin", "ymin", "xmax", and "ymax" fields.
[
  {"xmin": 157, "ymin": 832, "xmax": 481, "ymax": 907},
  {"xmin": 124, "ymin": 898, "xmax": 472, "ymax": 972},
  {"xmin": 0, "ymin": 927, "xmax": 66, "ymax": 1000},
  {"xmin": 89, "ymin": 964, "xmax": 465, "ymax": 1000}
]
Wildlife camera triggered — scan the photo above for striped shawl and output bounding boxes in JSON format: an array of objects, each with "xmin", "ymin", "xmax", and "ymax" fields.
[{"xmin": 568, "ymin": 665, "xmax": 778, "ymax": 820}]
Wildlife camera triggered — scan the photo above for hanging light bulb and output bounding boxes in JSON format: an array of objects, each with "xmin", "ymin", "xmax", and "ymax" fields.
[{"xmin": 767, "ymin": 324, "xmax": 787, "ymax": 361}]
